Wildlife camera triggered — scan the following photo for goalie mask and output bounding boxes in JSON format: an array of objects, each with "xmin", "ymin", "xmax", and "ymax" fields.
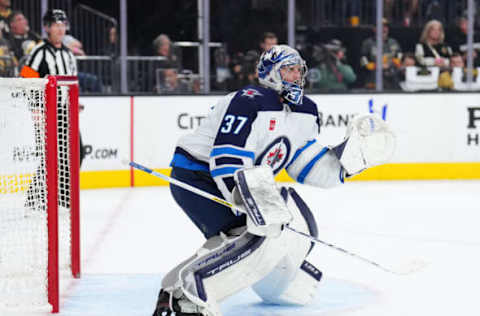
[{"xmin": 257, "ymin": 45, "xmax": 308, "ymax": 106}]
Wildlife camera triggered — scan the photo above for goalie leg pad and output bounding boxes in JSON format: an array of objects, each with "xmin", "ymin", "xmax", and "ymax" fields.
[
  {"xmin": 162, "ymin": 228, "xmax": 292, "ymax": 315},
  {"xmin": 287, "ymin": 187, "xmax": 318, "ymax": 254},
  {"xmin": 253, "ymin": 259, "xmax": 322, "ymax": 306},
  {"xmin": 280, "ymin": 260, "xmax": 323, "ymax": 305},
  {"xmin": 252, "ymin": 187, "xmax": 322, "ymax": 305}
]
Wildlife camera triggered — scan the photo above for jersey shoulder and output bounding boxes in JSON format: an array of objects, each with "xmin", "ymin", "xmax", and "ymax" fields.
[
  {"xmin": 291, "ymin": 95, "xmax": 319, "ymax": 117},
  {"xmin": 229, "ymin": 85, "xmax": 283, "ymax": 113}
]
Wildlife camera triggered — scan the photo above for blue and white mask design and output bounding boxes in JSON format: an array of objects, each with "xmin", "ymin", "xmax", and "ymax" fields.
[{"xmin": 257, "ymin": 45, "xmax": 308, "ymax": 106}]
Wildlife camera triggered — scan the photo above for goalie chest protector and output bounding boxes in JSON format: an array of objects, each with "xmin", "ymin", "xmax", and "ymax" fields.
[{"xmin": 174, "ymin": 85, "xmax": 320, "ymax": 196}]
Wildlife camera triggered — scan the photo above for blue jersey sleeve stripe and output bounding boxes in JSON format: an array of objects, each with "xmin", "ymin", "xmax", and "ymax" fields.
[
  {"xmin": 286, "ymin": 139, "xmax": 316, "ymax": 170},
  {"xmin": 170, "ymin": 153, "xmax": 210, "ymax": 172},
  {"xmin": 211, "ymin": 166, "xmax": 241, "ymax": 178},
  {"xmin": 297, "ymin": 147, "xmax": 329, "ymax": 184},
  {"xmin": 210, "ymin": 147, "xmax": 255, "ymax": 160}
]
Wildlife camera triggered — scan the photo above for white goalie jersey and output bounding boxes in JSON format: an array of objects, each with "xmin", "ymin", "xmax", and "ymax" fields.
[{"xmin": 171, "ymin": 85, "xmax": 345, "ymax": 202}]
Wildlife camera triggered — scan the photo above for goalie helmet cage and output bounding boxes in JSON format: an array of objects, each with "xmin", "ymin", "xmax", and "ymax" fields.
[{"xmin": 0, "ymin": 76, "xmax": 80, "ymax": 313}]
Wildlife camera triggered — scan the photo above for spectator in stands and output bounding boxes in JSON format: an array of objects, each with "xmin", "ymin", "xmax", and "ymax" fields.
[
  {"xmin": 152, "ymin": 33, "xmax": 180, "ymax": 68},
  {"xmin": 104, "ymin": 26, "xmax": 118, "ymax": 57},
  {"xmin": 63, "ymin": 34, "xmax": 86, "ymax": 57},
  {"xmin": 156, "ymin": 67, "xmax": 190, "ymax": 94},
  {"xmin": 0, "ymin": 2, "xmax": 15, "ymax": 77},
  {"xmin": 226, "ymin": 50, "xmax": 259, "ymax": 91},
  {"xmin": 62, "ymin": 33, "xmax": 103, "ymax": 93},
  {"xmin": 384, "ymin": 0, "xmax": 419, "ymax": 27},
  {"xmin": 360, "ymin": 18, "xmax": 402, "ymax": 89},
  {"xmin": 213, "ymin": 47, "xmax": 231, "ymax": 90},
  {"xmin": 405, "ymin": 0, "xmax": 419, "ymax": 26},
  {"xmin": 394, "ymin": 52, "xmax": 416, "ymax": 86},
  {"xmin": 384, "ymin": 0, "xmax": 394, "ymax": 22},
  {"xmin": 0, "ymin": 0, "xmax": 11, "ymax": 35},
  {"xmin": 344, "ymin": 0, "xmax": 360, "ymax": 26},
  {"xmin": 0, "ymin": 34, "xmax": 14, "ymax": 76},
  {"xmin": 401, "ymin": 52, "xmax": 417, "ymax": 67},
  {"xmin": 415, "ymin": 19, "xmax": 452, "ymax": 68},
  {"xmin": 259, "ymin": 32, "xmax": 277, "ymax": 53},
  {"xmin": 309, "ymin": 39, "xmax": 356, "ymax": 91},
  {"xmin": 449, "ymin": 13, "xmax": 480, "ymax": 67},
  {"xmin": 438, "ymin": 53, "xmax": 466, "ymax": 90},
  {"xmin": 242, "ymin": 49, "xmax": 259, "ymax": 83},
  {"xmin": 450, "ymin": 52, "xmax": 465, "ymax": 69},
  {"xmin": 4, "ymin": 11, "xmax": 40, "ymax": 66},
  {"xmin": 102, "ymin": 26, "xmax": 120, "ymax": 92},
  {"xmin": 423, "ymin": 0, "xmax": 458, "ymax": 26},
  {"xmin": 226, "ymin": 52, "xmax": 246, "ymax": 91},
  {"xmin": 224, "ymin": 50, "xmax": 259, "ymax": 91}
]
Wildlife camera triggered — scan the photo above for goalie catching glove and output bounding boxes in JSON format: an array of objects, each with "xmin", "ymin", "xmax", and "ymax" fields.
[
  {"xmin": 233, "ymin": 166, "xmax": 292, "ymax": 238},
  {"xmin": 332, "ymin": 114, "xmax": 396, "ymax": 176}
]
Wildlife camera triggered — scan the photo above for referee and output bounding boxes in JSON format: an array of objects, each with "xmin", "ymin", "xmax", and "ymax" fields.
[
  {"xmin": 21, "ymin": 9, "xmax": 84, "ymax": 211},
  {"xmin": 20, "ymin": 9, "xmax": 76, "ymax": 77}
]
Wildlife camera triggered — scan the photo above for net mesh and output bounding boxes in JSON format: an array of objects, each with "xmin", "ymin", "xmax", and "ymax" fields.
[
  {"xmin": 0, "ymin": 78, "xmax": 73, "ymax": 312},
  {"xmin": 57, "ymin": 85, "xmax": 72, "ymax": 274}
]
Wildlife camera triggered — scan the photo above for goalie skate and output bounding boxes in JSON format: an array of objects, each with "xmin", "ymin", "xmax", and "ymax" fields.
[{"xmin": 152, "ymin": 289, "xmax": 203, "ymax": 316}]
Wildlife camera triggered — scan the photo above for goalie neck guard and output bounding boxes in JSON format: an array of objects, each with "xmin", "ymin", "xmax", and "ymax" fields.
[{"xmin": 257, "ymin": 45, "xmax": 308, "ymax": 106}]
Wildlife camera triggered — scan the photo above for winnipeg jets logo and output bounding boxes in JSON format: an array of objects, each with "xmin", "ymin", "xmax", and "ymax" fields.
[
  {"xmin": 255, "ymin": 136, "xmax": 291, "ymax": 174},
  {"xmin": 266, "ymin": 148, "xmax": 284, "ymax": 166},
  {"xmin": 241, "ymin": 88, "xmax": 263, "ymax": 98}
]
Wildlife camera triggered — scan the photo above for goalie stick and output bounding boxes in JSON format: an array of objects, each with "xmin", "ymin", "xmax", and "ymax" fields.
[{"xmin": 128, "ymin": 160, "xmax": 424, "ymax": 275}]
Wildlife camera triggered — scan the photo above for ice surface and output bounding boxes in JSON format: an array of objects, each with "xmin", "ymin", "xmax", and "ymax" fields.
[{"xmin": 17, "ymin": 180, "xmax": 480, "ymax": 315}]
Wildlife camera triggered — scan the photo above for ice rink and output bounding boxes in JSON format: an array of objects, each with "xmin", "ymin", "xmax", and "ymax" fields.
[{"xmin": 50, "ymin": 180, "xmax": 480, "ymax": 315}]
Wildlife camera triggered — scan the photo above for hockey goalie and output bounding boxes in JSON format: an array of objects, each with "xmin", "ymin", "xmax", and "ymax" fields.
[{"xmin": 151, "ymin": 44, "xmax": 395, "ymax": 316}]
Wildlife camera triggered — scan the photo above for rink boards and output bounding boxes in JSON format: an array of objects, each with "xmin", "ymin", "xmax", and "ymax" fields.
[{"xmin": 73, "ymin": 93, "xmax": 480, "ymax": 188}]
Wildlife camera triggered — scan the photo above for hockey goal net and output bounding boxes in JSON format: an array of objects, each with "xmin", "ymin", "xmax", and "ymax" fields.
[{"xmin": 0, "ymin": 76, "xmax": 80, "ymax": 313}]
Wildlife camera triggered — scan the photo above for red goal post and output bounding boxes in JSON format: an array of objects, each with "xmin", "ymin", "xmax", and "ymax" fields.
[{"xmin": 0, "ymin": 75, "xmax": 80, "ymax": 313}]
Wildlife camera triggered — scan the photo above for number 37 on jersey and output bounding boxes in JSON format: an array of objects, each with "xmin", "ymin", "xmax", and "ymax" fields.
[{"xmin": 220, "ymin": 115, "xmax": 248, "ymax": 135}]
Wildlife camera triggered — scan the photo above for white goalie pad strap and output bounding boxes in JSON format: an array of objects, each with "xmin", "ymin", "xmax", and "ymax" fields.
[
  {"xmin": 163, "ymin": 229, "xmax": 291, "ymax": 315},
  {"xmin": 253, "ymin": 187, "xmax": 322, "ymax": 305},
  {"xmin": 334, "ymin": 114, "xmax": 396, "ymax": 175},
  {"xmin": 286, "ymin": 139, "xmax": 344, "ymax": 188},
  {"xmin": 234, "ymin": 166, "xmax": 292, "ymax": 237}
]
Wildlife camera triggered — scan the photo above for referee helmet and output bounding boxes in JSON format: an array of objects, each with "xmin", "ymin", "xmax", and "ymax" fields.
[{"xmin": 43, "ymin": 9, "xmax": 68, "ymax": 26}]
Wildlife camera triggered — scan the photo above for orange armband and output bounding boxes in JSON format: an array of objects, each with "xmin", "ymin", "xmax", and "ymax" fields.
[{"xmin": 20, "ymin": 65, "xmax": 40, "ymax": 78}]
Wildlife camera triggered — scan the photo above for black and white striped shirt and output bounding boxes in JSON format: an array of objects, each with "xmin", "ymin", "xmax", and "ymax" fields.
[{"xmin": 21, "ymin": 39, "xmax": 77, "ymax": 78}]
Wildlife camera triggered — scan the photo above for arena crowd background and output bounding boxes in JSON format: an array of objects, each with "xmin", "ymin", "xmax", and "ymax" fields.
[{"xmin": 1, "ymin": 0, "xmax": 480, "ymax": 95}]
